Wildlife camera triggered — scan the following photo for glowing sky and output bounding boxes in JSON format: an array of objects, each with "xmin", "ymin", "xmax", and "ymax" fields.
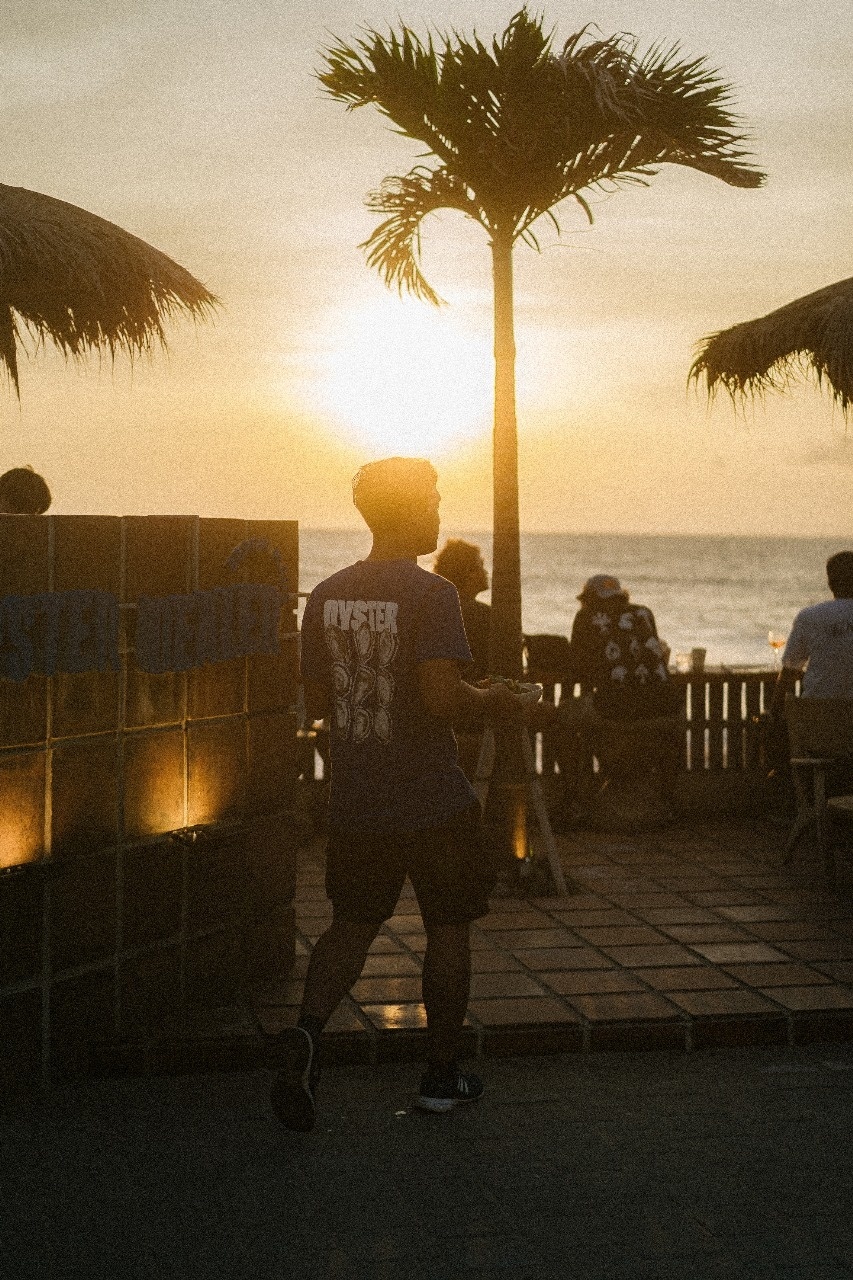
[{"xmin": 3, "ymin": 0, "xmax": 852, "ymax": 533}]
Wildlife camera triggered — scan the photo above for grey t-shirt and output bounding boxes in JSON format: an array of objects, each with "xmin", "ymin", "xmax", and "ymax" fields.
[
  {"xmin": 301, "ymin": 558, "xmax": 477, "ymax": 832},
  {"xmin": 783, "ymin": 597, "xmax": 853, "ymax": 697}
]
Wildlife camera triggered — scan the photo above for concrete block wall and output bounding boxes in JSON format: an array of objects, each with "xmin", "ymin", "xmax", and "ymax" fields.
[{"xmin": 0, "ymin": 515, "xmax": 299, "ymax": 1089}]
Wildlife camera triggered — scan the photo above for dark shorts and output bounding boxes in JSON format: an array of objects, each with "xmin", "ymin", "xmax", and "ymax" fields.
[{"xmin": 325, "ymin": 804, "xmax": 495, "ymax": 927}]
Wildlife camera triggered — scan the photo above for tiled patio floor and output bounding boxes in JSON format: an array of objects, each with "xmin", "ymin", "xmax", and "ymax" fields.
[
  {"xmin": 94, "ymin": 819, "xmax": 853, "ymax": 1078},
  {"xmin": 246, "ymin": 820, "xmax": 853, "ymax": 1062}
]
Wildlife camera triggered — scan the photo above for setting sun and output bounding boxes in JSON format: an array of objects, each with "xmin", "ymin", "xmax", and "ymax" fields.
[{"xmin": 315, "ymin": 295, "xmax": 492, "ymax": 457}]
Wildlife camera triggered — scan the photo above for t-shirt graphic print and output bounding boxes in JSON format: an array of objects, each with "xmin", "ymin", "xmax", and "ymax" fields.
[
  {"xmin": 301, "ymin": 559, "xmax": 476, "ymax": 832},
  {"xmin": 322, "ymin": 598, "xmax": 399, "ymax": 744}
]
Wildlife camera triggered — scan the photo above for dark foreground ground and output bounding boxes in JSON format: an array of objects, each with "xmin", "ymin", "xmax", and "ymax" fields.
[{"xmin": 4, "ymin": 1043, "xmax": 853, "ymax": 1280}]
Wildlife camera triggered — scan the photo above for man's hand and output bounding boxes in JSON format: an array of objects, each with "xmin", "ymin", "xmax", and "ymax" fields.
[
  {"xmin": 419, "ymin": 660, "xmax": 532, "ymax": 724},
  {"xmin": 480, "ymin": 679, "xmax": 529, "ymax": 725}
]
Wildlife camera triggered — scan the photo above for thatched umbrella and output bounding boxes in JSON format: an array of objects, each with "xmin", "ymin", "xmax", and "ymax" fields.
[
  {"xmin": 0, "ymin": 183, "xmax": 217, "ymax": 394},
  {"xmin": 690, "ymin": 276, "xmax": 853, "ymax": 414}
]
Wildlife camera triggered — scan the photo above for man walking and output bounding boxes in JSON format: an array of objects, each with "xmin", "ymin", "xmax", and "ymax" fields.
[{"xmin": 271, "ymin": 457, "xmax": 526, "ymax": 1132}]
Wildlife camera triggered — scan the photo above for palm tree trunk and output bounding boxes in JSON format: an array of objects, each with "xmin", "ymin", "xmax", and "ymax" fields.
[{"xmin": 489, "ymin": 231, "xmax": 523, "ymax": 679}]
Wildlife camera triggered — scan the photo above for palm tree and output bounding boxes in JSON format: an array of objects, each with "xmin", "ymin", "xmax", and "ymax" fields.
[
  {"xmin": 691, "ymin": 275, "xmax": 853, "ymax": 415},
  {"xmin": 319, "ymin": 8, "xmax": 764, "ymax": 675},
  {"xmin": 0, "ymin": 183, "xmax": 217, "ymax": 396}
]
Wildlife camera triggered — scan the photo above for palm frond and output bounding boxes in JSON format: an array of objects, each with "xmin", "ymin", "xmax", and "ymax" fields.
[
  {"xmin": 0, "ymin": 184, "xmax": 218, "ymax": 394},
  {"xmin": 361, "ymin": 166, "xmax": 484, "ymax": 305},
  {"xmin": 319, "ymin": 10, "xmax": 764, "ymax": 252},
  {"xmin": 690, "ymin": 277, "xmax": 853, "ymax": 414}
]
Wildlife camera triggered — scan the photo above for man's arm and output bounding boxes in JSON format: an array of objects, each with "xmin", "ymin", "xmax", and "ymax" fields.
[
  {"xmin": 768, "ymin": 666, "xmax": 799, "ymax": 718},
  {"xmin": 419, "ymin": 659, "xmax": 527, "ymax": 724}
]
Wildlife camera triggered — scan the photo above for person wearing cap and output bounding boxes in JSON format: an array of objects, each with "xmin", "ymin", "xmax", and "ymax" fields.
[
  {"xmin": 569, "ymin": 575, "xmax": 674, "ymax": 721},
  {"xmin": 271, "ymin": 456, "xmax": 530, "ymax": 1133},
  {"xmin": 550, "ymin": 575, "xmax": 679, "ymax": 828}
]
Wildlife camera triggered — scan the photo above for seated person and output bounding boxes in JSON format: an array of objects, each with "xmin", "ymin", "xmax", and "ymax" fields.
[
  {"xmin": 0, "ymin": 466, "xmax": 51, "ymax": 514},
  {"xmin": 768, "ymin": 551, "xmax": 853, "ymax": 798},
  {"xmin": 433, "ymin": 538, "xmax": 490, "ymax": 682},
  {"xmin": 569, "ymin": 575, "xmax": 675, "ymax": 720},
  {"xmin": 770, "ymin": 551, "xmax": 853, "ymax": 710},
  {"xmin": 558, "ymin": 575, "xmax": 680, "ymax": 825}
]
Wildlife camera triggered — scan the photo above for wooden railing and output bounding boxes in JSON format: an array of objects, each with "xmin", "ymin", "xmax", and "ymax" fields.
[
  {"xmin": 532, "ymin": 668, "xmax": 783, "ymax": 775},
  {"xmin": 300, "ymin": 668, "xmax": 785, "ymax": 782}
]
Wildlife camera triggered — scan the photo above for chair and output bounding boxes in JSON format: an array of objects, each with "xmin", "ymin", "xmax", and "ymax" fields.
[{"xmin": 784, "ymin": 695, "xmax": 853, "ymax": 880}]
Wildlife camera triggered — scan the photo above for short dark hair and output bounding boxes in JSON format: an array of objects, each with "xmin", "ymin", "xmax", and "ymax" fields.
[
  {"xmin": 352, "ymin": 457, "xmax": 437, "ymax": 532},
  {"xmin": 827, "ymin": 551, "xmax": 853, "ymax": 597},
  {"xmin": 0, "ymin": 467, "xmax": 51, "ymax": 514},
  {"xmin": 434, "ymin": 538, "xmax": 483, "ymax": 590}
]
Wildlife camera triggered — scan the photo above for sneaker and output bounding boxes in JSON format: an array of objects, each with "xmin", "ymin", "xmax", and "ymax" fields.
[
  {"xmin": 270, "ymin": 1027, "xmax": 318, "ymax": 1132},
  {"xmin": 416, "ymin": 1066, "xmax": 484, "ymax": 1114}
]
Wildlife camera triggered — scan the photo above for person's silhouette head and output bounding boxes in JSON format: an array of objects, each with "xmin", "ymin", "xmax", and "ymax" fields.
[
  {"xmin": 827, "ymin": 551, "xmax": 853, "ymax": 599},
  {"xmin": 434, "ymin": 539, "xmax": 489, "ymax": 601},
  {"xmin": 0, "ymin": 467, "xmax": 51, "ymax": 514},
  {"xmin": 352, "ymin": 457, "xmax": 440, "ymax": 556}
]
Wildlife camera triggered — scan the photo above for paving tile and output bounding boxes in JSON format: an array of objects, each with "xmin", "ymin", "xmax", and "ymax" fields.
[
  {"xmin": 723, "ymin": 963, "xmax": 831, "ymax": 987},
  {"xmin": 687, "ymin": 891, "xmax": 766, "ymax": 906},
  {"xmin": 514, "ymin": 947, "xmax": 614, "ymax": 971},
  {"xmin": 385, "ymin": 915, "xmax": 425, "ymax": 934},
  {"xmin": 351, "ymin": 974, "xmax": 424, "ymax": 1002},
  {"xmin": 467, "ymin": 931, "xmax": 510, "ymax": 951},
  {"xmin": 690, "ymin": 943, "xmax": 790, "ymax": 964},
  {"xmin": 572, "ymin": 926, "xmax": 667, "ymax": 947},
  {"xmin": 699, "ymin": 860, "xmax": 766, "ymax": 874},
  {"xmin": 745, "ymin": 921, "xmax": 841, "ymax": 942},
  {"xmin": 760, "ymin": 985, "xmax": 853, "ymax": 1012},
  {"xmin": 541, "ymin": 894, "xmax": 610, "ymax": 911},
  {"xmin": 478, "ymin": 911, "xmax": 553, "ymax": 930},
  {"xmin": 564, "ymin": 992, "xmax": 682, "ymax": 1023},
  {"xmin": 467, "ymin": 997, "xmax": 578, "ymax": 1026},
  {"xmin": 297, "ymin": 904, "xmax": 333, "ymax": 920},
  {"xmin": 639, "ymin": 967, "xmax": 738, "ymax": 992},
  {"xmin": 360, "ymin": 953, "xmax": 422, "ymax": 977},
  {"xmin": 482, "ymin": 1022, "xmax": 583, "ymax": 1055},
  {"xmin": 470, "ymin": 972, "xmax": 544, "ymax": 999},
  {"xmin": 633, "ymin": 907, "xmax": 720, "ymax": 925},
  {"xmin": 600, "ymin": 944, "xmax": 703, "ymax": 968},
  {"xmin": 605, "ymin": 893, "xmax": 691, "ymax": 909},
  {"xmin": 370, "ymin": 935, "xmax": 405, "ymax": 953},
  {"xmin": 668, "ymin": 989, "xmax": 783, "ymax": 1017},
  {"xmin": 717, "ymin": 905, "xmax": 797, "ymax": 923},
  {"xmin": 816, "ymin": 961, "xmax": 853, "ymax": 983},
  {"xmin": 547, "ymin": 909, "xmax": 639, "ymax": 927},
  {"xmin": 470, "ymin": 950, "xmax": 523, "ymax": 973},
  {"xmin": 660, "ymin": 924, "xmax": 751, "ymax": 944},
  {"xmin": 657, "ymin": 877, "xmax": 731, "ymax": 891},
  {"xmin": 777, "ymin": 940, "xmax": 853, "ymax": 962},
  {"xmin": 540, "ymin": 970, "xmax": 644, "ymax": 995},
  {"xmin": 362, "ymin": 1002, "xmax": 427, "ymax": 1030},
  {"xmin": 487, "ymin": 929, "xmax": 576, "ymax": 950}
]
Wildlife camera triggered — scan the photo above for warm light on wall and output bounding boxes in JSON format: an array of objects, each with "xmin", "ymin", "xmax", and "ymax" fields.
[
  {"xmin": 0, "ymin": 820, "xmax": 41, "ymax": 871},
  {"xmin": 508, "ymin": 785, "xmax": 530, "ymax": 862}
]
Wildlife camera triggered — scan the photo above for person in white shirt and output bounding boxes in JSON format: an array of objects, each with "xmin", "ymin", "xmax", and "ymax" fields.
[{"xmin": 770, "ymin": 551, "xmax": 853, "ymax": 713}]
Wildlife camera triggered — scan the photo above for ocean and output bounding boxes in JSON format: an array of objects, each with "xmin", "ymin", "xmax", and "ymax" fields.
[{"xmin": 298, "ymin": 531, "xmax": 848, "ymax": 669}]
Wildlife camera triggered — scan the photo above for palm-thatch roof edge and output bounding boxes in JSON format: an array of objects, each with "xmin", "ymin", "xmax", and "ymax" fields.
[
  {"xmin": 0, "ymin": 183, "xmax": 219, "ymax": 394},
  {"xmin": 690, "ymin": 275, "xmax": 853, "ymax": 415}
]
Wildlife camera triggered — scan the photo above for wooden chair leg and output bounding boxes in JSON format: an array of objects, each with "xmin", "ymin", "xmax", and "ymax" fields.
[
  {"xmin": 783, "ymin": 809, "xmax": 814, "ymax": 864},
  {"xmin": 813, "ymin": 766, "xmax": 836, "ymax": 883}
]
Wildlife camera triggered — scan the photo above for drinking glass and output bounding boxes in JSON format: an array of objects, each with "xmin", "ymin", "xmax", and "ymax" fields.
[{"xmin": 768, "ymin": 630, "xmax": 786, "ymax": 667}]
